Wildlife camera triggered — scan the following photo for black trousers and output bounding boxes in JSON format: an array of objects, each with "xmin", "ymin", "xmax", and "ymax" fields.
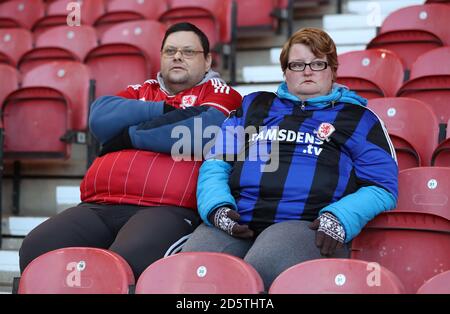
[{"xmin": 19, "ymin": 203, "xmax": 200, "ymax": 279}]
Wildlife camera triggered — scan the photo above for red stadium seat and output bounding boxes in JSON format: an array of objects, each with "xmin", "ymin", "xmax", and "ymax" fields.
[
  {"xmin": 337, "ymin": 49, "xmax": 404, "ymax": 99},
  {"xmin": 19, "ymin": 25, "xmax": 98, "ymax": 74},
  {"xmin": 426, "ymin": 0, "xmax": 450, "ymax": 4},
  {"xmin": 269, "ymin": 259, "xmax": 405, "ymax": 294},
  {"xmin": 431, "ymin": 119, "xmax": 450, "ymax": 166},
  {"xmin": 95, "ymin": 0, "xmax": 168, "ymax": 37},
  {"xmin": 0, "ymin": 0, "xmax": 45, "ymax": 29},
  {"xmin": 100, "ymin": 20, "xmax": 166, "ymax": 78},
  {"xmin": 351, "ymin": 212, "xmax": 450, "ymax": 293},
  {"xmin": 237, "ymin": 0, "xmax": 277, "ymax": 31},
  {"xmin": 2, "ymin": 86, "xmax": 72, "ymax": 159},
  {"xmin": 367, "ymin": 4, "xmax": 450, "ymax": 71},
  {"xmin": 396, "ymin": 167, "xmax": 450, "ymax": 221},
  {"xmin": 0, "ymin": 64, "xmax": 19, "ymax": 107},
  {"xmin": 367, "ymin": 97, "xmax": 439, "ymax": 169},
  {"xmin": 396, "ymin": 47, "xmax": 450, "ymax": 124},
  {"xmin": 0, "ymin": 28, "xmax": 32, "ymax": 67},
  {"xmin": 33, "ymin": 0, "xmax": 105, "ymax": 36},
  {"xmin": 135, "ymin": 252, "xmax": 264, "ymax": 294},
  {"xmin": 22, "ymin": 61, "xmax": 91, "ymax": 132},
  {"xmin": 85, "ymin": 43, "xmax": 149, "ymax": 97},
  {"xmin": 18, "ymin": 247, "xmax": 134, "ymax": 294},
  {"xmin": 417, "ymin": 270, "xmax": 450, "ymax": 294}
]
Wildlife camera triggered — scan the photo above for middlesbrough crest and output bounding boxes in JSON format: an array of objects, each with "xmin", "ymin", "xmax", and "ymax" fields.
[
  {"xmin": 315, "ymin": 122, "xmax": 335, "ymax": 141},
  {"xmin": 181, "ymin": 95, "xmax": 198, "ymax": 108}
]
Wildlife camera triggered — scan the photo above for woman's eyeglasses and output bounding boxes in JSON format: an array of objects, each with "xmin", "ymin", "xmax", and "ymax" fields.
[{"xmin": 287, "ymin": 61, "xmax": 328, "ymax": 72}]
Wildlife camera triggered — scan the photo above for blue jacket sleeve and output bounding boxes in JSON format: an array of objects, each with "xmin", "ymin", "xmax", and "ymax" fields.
[
  {"xmin": 89, "ymin": 96, "xmax": 165, "ymax": 144},
  {"xmin": 320, "ymin": 186, "xmax": 396, "ymax": 242},
  {"xmin": 129, "ymin": 106, "xmax": 226, "ymax": 154},
  {"xmin": 197, "ymin": 159, "xmax": 237, "ymax": 225}
]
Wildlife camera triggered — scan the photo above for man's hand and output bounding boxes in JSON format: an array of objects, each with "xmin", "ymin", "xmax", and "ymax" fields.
[
  {"xmin": 98, "ymin": 128, "xmax": 132, "ymax": 157},
  {"xmin": 309, "ymin": 212, "xmax": 346, "ymax": 257},
  {"xmin": 209, "ymin": 207, "xmax": 254, "ymax": 239}
]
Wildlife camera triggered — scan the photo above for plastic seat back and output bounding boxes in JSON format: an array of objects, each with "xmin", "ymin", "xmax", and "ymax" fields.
[
  {"xmin": 0, "ymin": 64, "xmax": 19, "ymax": 106},
  {"xmin": 0, "ymin": 0, "xmax": 45, "ymax": 29},
  {"xmin": 431, "ymin": 119, "xmax": 450, "ymax": 166},
  {"xmin": 100, "ymin": 20, "xmax": 166, "ymax": 78},
  {"xmin": 368, "ymin": 97, "xmax": 439, "ymax": 169},
  {"xmin": 0, "ymin": 28, "xmax": 32, "ymax": 66},
  {"xmin": 417, "ymin": 270, "xmax": 450, "ymax": 294},
  {"xmin": 337, "ymin": 49, "xmax": 404, "ymax": 99},
  {"xmin": 269, "ymin": 259, "xmax": 405, "ymax": 294},
  {"xmin": 22, "ymin": 61, "xmax": 91, "ymax": 131},
  {"xmin": 351, "ymin": 212, "xmax": 450, "ymax": 293},
  {"xmin": 135, "ymin": 252, "xmax": 264, "ymax": 294},
  {"xmin": 397, "ymin": 47, "xmax": 450, "ymax": 124},
  {"xmin": 18, "ymin": 247, "xmax": 134, "ymax": 294},
  {"xmin": 397, "ymin": 167, "xmax": 450, "ymax": 221}
]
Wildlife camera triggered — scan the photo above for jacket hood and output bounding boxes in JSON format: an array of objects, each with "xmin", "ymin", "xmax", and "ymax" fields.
[
  {"xmin": 277, "ymin": 82, "xmax": 368, "ymax": 108},
  {"xmin": 157, "ymin": 70, "xmax": 224, "ymax": 95}
]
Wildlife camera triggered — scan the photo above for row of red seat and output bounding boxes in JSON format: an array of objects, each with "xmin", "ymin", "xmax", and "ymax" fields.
[{"xmin": 15, "ymin": 166, "xmax": 450, "ymax": 294}]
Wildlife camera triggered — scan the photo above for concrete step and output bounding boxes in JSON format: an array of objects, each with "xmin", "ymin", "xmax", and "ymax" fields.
[
  {"xmin": 0, "ymin": 251, "xmax": 20, "ymax": 287},
  {"xmin": 323, "ymin": 13, "xmax": 388, "ymax": 29},
  {"xmin": 2, "ymin": 216, "xmax": 48, "ymax": 237},
  {"xmin": 242, "ymin": 65, "xmax": 283, "ymax": 83},
  {"xmin": 234, "ymin": 84, "xmax": 279, "ymax": 97},
  {"xmin": 326, "ymin": 28, "xmax": 376, "ymax": 45}
]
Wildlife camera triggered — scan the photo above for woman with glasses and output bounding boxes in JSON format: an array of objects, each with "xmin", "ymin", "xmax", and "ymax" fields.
[{"xmin": 183, "ymin": 27, "xmax": 399, "ymax": 290}]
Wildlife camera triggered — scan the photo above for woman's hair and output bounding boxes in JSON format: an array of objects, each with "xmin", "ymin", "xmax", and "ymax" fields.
[{"xmin": 280, "ymin": 27, "xmax": 338, "ymax": 80}]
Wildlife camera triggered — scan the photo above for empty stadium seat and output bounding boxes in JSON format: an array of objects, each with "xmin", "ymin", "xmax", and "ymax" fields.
[
  {"xmin": 431, "ymin": 119, "xmax": 450, "ymax": 166},
  {"xmin": 351, "ymin": 211, "xmax": 450, "ymax": 293},
  {"xmin": 236, "ymin": 0, "xmax": 277, "ymax": 31},
  {"xmin": 396, "ymin": 167, "xmax": 450, "ymax": 221},
  {"xmin": 100, "ymin": 20, "xmax": 166, "ymax": 78},
  {"xmin": 337, "ymin": 49, "xmax": 404, "ymax": 99},
  {"xmin": 18, "ymin": 247, "xmax": 134, "ymax": 294},
  {"xmin": 269, "ymin": 259, "xmax": 405, "ymax": 294},
  {"xmin": 22, "ymin": 61, "xmax": 91, "ymax": 133},
  {"xmin": 0, "ymin": 28, "xmax": 32, "ymax": 66},
  {"xmin": 367, "ymin": 4, "xmax": 450, "ymax": 71},
  {"xmin": 19, "ymin": 25, "xmax": 98, "ymax": 74},
  {"xmin": 396, "ymin": 47, "xmax": 450, "ymax": 124},
  {"xmin": 0, "ymin": 64, "xmax": 19, "ymax": 106},
  {"xmin": 0, "ymin": 0, "xmax": 45, "ymax": 29},
  {"xmin": 95, "ymin": 0, "xmax": 168, "ymax": 37},
  {"xmin": 33, "ymin": 0, "xmax": 106, "ymax": 36},
  {"xmin": 368, "ymin": 97, "xmax": 439, "ymax": 169},
  {"xmin": 135, "ymin": 252, "xmax": 264, "ymax": 294},
  {"xmin": 417, "ymin": 270, "xmax": 450, "ymax": 294}
]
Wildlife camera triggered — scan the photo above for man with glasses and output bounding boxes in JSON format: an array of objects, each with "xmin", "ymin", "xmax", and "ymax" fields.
[{"xmin": 19, "ymin": 23, "xmax": 242, "ymax": 280}]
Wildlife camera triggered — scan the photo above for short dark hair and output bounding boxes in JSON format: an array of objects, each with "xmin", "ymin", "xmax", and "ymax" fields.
[{"xmin": 161, "ymin": 22, "xmax": 210, "ymax": 58}]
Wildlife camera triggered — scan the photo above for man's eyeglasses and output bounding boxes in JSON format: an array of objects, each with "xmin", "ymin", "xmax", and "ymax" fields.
[
  {"xmin": 287, "ymin": 61, "xmax": 328, "ymax": 72},
  {"xmin": 162, "ymin": 47, "xmax": 204, "ymax": 58}
]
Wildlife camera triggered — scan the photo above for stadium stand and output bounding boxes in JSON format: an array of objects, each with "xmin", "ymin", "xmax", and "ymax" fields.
[
  {"xmin": 18, "ymin": 247, "xmax": 134, "ymax": 294},
  {"xmin": 367, "ymin": 97, "xmax": 439, "ymax": 169},
  {"xmin": 135, "ymin": 252, "xmax": 264, "ymax": 294},
  {"xmin": 0, "ymin": 28, "xmax": 32, "ymax": 67},
  {"xmin": 269, "ymin": 259, "xmax": 405, "ymax": 294},
  {"xmin": 2, "ymin": 0, "xmax": 449, "ymax": 294},
  {"xmin": 367, "ymin": 4, "xmax": 450, "ymax": 72},
  {"xmin": 416, "ymin": 270, "xmax": 450, "ymax": 294},
  {"xmin": 396, "ymin": 47, "xmax": 450, "ymax": 125},
  {"xmin": 337, "ymin": 49, "xmax": 405, "ymax": 99}
]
